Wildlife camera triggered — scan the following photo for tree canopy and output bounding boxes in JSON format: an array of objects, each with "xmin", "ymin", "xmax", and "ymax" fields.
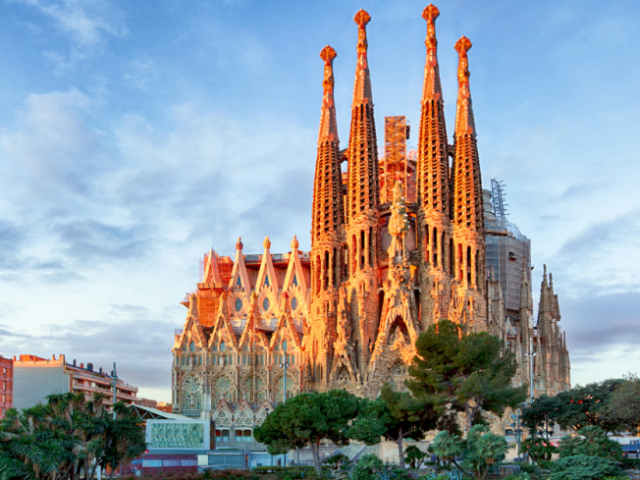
[
  {"xmin": 348, "ymin": 384, "xmax": 438, "ymax": 468},
  {"xmin": 0, "ymin": 392, "xmax": 146, "ymax": 480},
  {"xmin": 407, "ymin": 319, "xmax": 526, "ymax": 429},
  {"xmin": 253, "ymin": 390, "xmax": 361, "ymax": 473},
  {"xmin": 523, "ymin": 378, "xmax": 626, "ymax": 434}
]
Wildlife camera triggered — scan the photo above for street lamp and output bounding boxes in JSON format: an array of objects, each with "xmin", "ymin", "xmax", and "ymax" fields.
[
  {"xmin": 279, "ymin": 340, "xmax": 290, "ymax": 466},
  {"xmin": 279, "ymin": 340, "xmax": 290, "ymax": 403}
]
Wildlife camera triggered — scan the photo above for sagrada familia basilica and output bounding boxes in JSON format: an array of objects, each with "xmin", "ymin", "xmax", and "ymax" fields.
[{"xmin": 171, "ymin": 6, "xmax": 571, "ymax": 431}]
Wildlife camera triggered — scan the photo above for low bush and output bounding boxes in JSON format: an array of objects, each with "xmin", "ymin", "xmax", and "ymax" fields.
[
  {"xmin": 549, "ymin": 454, "xmax": 622, "ymax": 480},
  {"xmin": 351, "ymin": 454, "xmax": 383, "ymax": 480}
]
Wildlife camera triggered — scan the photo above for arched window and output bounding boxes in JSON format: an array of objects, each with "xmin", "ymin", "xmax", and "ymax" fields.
[{"xmin": 220, "ymin": 341, "xmax": 226, "ymax": 352}]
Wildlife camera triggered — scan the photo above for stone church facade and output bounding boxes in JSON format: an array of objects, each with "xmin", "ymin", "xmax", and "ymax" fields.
[{"xmin": 171, "ymin": 5, "xmax": 570, "ymax": 438}]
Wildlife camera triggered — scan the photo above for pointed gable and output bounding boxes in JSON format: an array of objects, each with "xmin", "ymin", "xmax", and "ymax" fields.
[
  {"xmin": 203, "ymin": 249, "xmax": 223, "ymax": 287},
  {"xmin": 209, "ymin": 293, "xmax": 239, "ymax": 350},
  {"xmin": 229, "ymin": 238, "xmax": 251, "ymax": 291},
  {"xmin": 255, "ymin": 237, "xmax": 280, "ymax": 292},
  {"xmin": 270, "ymin": 303, "xmax": 302, "ymax": 352},
  {"xmin": 173, "ymin": 294, "xmax": 208, "ymax": 352}
]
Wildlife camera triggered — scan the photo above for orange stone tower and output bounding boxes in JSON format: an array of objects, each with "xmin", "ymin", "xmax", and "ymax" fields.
[
  {"xmin": 307, "ymin": 45, "xmax": 344, "ymax": 390},
  {"xmin": 170, "ymin": 5, "xmax": 570, "ymax": 425},
  {"xmin": 449, "ymin": 36, "xmax": 487, "ymax": 331},
  {"xmin": 343, "ymin": 10, "xmax": 381, "ymax": 385},
  {"xmin": 416, "ymin": 5, "xmax": 453, "ymax": 328}
]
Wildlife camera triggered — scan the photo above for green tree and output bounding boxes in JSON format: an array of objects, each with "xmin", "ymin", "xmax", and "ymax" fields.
[
  {"xmin": 253, "ymin": 390, "xmax": 361, "ymax": 474},
  {"xmin": 606, "ymin": 374, "xmax": 640, "ymax": 433},
  {"xmin": 521, "ymin": 394, "xmax": 561, "ymax": 438},
  {"xmin": 557, "ymin": 426, "xmax": 622, "ymax": 460},
  {"xmin": 348, "ymin": 384, "xmax": 438, "ymax": 469},
  {"xmin": 553, "ymin": 379, "xmax": 624, "ymax": 433},
  {"xmin": 462, "ymin": 425, "xmax": 508, "ymax": 480},
  {"xmin": 0, "ymin": 392, "xmax": 146, "ymax": 480},
  {"xmin": 407, "ymin": 319, "xmax": 526, "ymax": 430},
  {"xmin": 404, "ymin": 445, "xmax": 427, "ymax": 469}
]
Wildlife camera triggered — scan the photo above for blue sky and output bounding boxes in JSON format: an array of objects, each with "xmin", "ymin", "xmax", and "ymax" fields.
[{"xmin": 0, "ymin": 0, "xmax": 638, "ymax": 402}]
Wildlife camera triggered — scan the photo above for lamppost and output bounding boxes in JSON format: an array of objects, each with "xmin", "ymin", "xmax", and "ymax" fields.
[
  {"xmin": 280, "ymin": 340, "xmax": 290, "ymax": 403},
  {"xmin": 279, "ymin": 340, "xmax": 290, "ymax": 466},
  {"xmin": 111, "ymin": 362, "xmax": 118, "ymax": 420}
]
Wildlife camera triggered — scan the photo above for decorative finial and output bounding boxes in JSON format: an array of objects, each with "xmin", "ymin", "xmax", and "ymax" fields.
[
  {"xmin": 422, "ymin": 5, "xmax": 440, "ymax": 50},
  {"xmin": 454, "ymin": 36, "xmax": 475, "ymax": 135},
  {"xmin": 421, "ymin": 5, "xmax": 443, "ymax": 103},
  {"xmin": 291, "ymin": 235, "xmax": 299, "ymax": 251},
  {"xmin": 320, "ymin": 45, "xmax": 337, "ymax": 92},
  {"xmin": 354, "ymin": 9, "xmax": 371, "ymax": 54},
  {"xmin": 455, "ymin": 36, "xmax": 472, "ymax": 83},
  {"xmin": 352, "ymin": 9, "xmax": 373, "ymax": 104},
  {"xmin": 318, "ymin": 45, "xmax": 339, "ymax": 143},
  {"xmin": 250, "ymin": 291, "xmax": 258, "ymax": 302},
  {"xmin": 263, "ymin": 236, "xmax": 271, "ymax": 251},
  {"xmin": 236, "ymin": 237, "xmax": 243, "ymax": 250}
]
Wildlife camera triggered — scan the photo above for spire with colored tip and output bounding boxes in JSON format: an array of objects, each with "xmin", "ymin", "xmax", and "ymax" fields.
[
  {"xmin": 318, "ymin": 46, "xmax": 339, "ymax": 144},
  {"xmin": 352, "ymin": 9, "xmax": 373, "ymax": 106},
  {"xmin": 417, "ymin": 4, "xmax": 449, "ymax": 216},
  {"xmin": 451, "ymin": 36, "xmax": 483, "ymax": 232},
  {"xmin": 454, "ymin": 36, "xmax": 476, "ymax": 135},
  {"xmin": 312, "ymin": 46, "xmax": 344, "ymax": 245},
  {"xmin": 347, "ymin": 9, "xmax": 379, "ymax": 222},
  {"xmin": 421, "ymin": 4, "xmax": 443, "ymax": 103}
]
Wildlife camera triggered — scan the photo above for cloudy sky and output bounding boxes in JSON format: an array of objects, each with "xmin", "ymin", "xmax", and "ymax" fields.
[{"xmin": 0, "ymin": 0, "xmax": 638, "ymax": 402}]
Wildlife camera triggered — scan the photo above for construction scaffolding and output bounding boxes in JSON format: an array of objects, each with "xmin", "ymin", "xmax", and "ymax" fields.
[{"xmin": 380, "ymin": 116, "xmax": 416, "ymax": 204}]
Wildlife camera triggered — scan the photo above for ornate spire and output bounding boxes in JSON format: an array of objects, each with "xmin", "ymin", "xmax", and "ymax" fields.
[
  {"xmin": 452, "ymin": 36, "xmax": 482, "ymax": 231},
  {"xmin": 417, "ymin": 4, "xmax": 449, "ymax": 215},
  {"xmin": 318, "ymin": 46, "xmax": 339, "ymax": 144},
  {"xmin": 454, "ymin": 36, "xmax": 476, "ymax": 135},
  {"xmin": 312, "ymin": 47, "xmax": 344, "ymax": 245},
  {"xmin": 421, "ymin": 4, "xmax": 443, "ymax": 103},
  {"xmin": 352, "ymin": 9, "xmax": 373, "ymax": 106},
  {"xmin": 347, "ymin": 9, "xmax": 379, "ymax": 222}
]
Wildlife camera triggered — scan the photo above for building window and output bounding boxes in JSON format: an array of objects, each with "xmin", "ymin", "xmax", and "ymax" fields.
[
  {"xmin": 189, "ymin": 341, "xmax": 195, "ymax": 352},
  {"xmin": 235, "ymin": 298, "xmax": 242, "ymax": 311},
  {"xmin": 220, "ymin": 341, "xmax": 226, "ymax": 352},
  {"xmin": 181, "ymin": 356, "xmax": 185, "ymax": 366},
  {"xmin": 221, "ymin": 429, "xmax": 230, "ymax": 442}
]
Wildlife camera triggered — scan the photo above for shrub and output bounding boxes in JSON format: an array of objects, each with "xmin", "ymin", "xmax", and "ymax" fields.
[
  {"xmin": 462, "ymin": 425, "xmax": 508, "ymax": 480},
  {"xmin": 324, "ymin": 453, "xmax": 350, "ymax": 469},
  {"xmin": 522, "ymin": 436, "xmax": 556, "ymax": 462},
  {"xmin": 558, "ymin": 426, "xmax": 622, "ymax": 460},
  {"xmin": 351, "ymin": 454, "xmax": 383, "ymax": 480},
  {"xmin": 549, "ymin": 454, "xmax": 621, "ymax": 480},
  {"xmin": 405, "ymin": 445, "xmax": 428, "ymax": 469}
]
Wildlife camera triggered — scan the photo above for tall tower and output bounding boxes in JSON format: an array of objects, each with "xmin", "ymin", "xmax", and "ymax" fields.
[
  {"xmin": 416, "ymin": 4, "xmax": 452, "ymax": 329},
  {"xmin": 345, "ymin": 10, "xmax": 380, "ymax": 374},
  {"xmin": 450, "ymin": 36, "xmax": 486, "ymax": 330},
  {"xmin": 308, "ymin": 45, "xmax": 344, "ymax": 389}
]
